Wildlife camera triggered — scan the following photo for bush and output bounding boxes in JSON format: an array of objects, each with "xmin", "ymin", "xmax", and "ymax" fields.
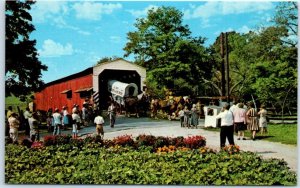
[
  {"xmin": 5, "ymin": 144, "xmax": 296, "ymax": 185},
  {"xmin": 154, "ymin": 136, "xmax": 171, "ymax": 149},
  {"xmin": 21, "ymin": 138, "xmax": 32, "ymax": 148},
  {"xmin": 221, "ymin": 145, "xmax": 240, "ymax": 154},
  {"xmin": 5, "ymin": 137, "xmax": 13, "ymax": 145},
  {"xmin": 69, "ymin": 138, "xmax": 84, "ymax": 148},
  {"xmin": 183, "ymin": 135, "xmax": 206, "ymax": 149},
  {"xmin": 112, "ymin": 134, "xmax": 134, "ymax": 147},
  {"xmin": 43, "ymin": 135, "xmax": 56, "ymax": 146},
  {"xmin": 169, "ymin": 136, "xmax": 185, "ymax": 147},
  {"xmin": 56, "ymin": 135, "xmax": 72, "ymax": 145},
  {"xmin": 135, "ymin": 134, "xmax": 156, "ymax": 147},
  {"xmin": 31, "ymin": 141, "xmax": 43, "ymax": 149},
  {"xmin": 84, "ymin": 135, "xmax": 103, "ymax": 145}
]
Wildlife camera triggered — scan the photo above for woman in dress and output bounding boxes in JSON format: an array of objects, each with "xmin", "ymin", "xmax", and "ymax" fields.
[
  {"xmin": 190, "ymin": 104, "xmax": 199, "ymax": 129},
  {"xmin": 246, "ymin": 102, "xmax": 259, "ymax": 140},
  {"xmin": 183, "ymin": 106, "xmax": 190, "ymax": 128},
  {"xmin": 258, "ymin": 104, "xmax": 268, "ymax": 135},
  {"xmin": 62, "ymin": 106, "xmax": 70, "ymax": 130}
]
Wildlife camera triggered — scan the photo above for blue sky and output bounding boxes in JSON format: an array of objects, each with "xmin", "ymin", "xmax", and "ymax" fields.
[{"xmin": 29, "ymin": 1, "xmax": 278, "ymax": 83}]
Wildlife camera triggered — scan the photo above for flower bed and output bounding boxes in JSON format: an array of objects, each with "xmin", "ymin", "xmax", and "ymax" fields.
[{"xmin": 5, "ymin": 134, "xmax": 296, "ymax": 185}]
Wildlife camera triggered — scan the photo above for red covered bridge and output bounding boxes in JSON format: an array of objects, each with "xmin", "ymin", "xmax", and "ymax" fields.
[{"xmin": 34, "ymin": 59, "xmax": 146, "ymax": 112}]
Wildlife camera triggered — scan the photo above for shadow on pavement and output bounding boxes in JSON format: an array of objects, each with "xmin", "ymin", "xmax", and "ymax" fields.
[{"xmin": 255, "ymin": 135, "xmax": 274, "ymax": 140}]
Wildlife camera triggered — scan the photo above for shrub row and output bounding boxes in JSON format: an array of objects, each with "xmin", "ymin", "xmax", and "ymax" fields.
[
  {"xmin": 5, "ymin": 144, "xmax": 296, "ymax": 185},
  {"xmin": 21, "ymin": 134, "xmax": 207, "ymax": 152}
]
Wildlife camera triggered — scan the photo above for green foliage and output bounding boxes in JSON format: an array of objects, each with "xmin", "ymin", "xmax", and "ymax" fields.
[
  {"xmin": 207, "ymin": 2, "xmax": 297, "ymax": 111},
  {"xmin": 5, "ymin": 144, "xmax": 296, "ymax": 185},
  {"xmin": 273, "ymin": 2, "xmax": 298, "ymax": 47},
  {"xmin": 204, "ymin": 123, "xmax": 297, "ymax": 145},
  {"xmin": 5, "ymin": 0, "xmax": 47, "ymax": 97},
  {"xmin": 124, "ymin": 6, "xmax": 212, "ymax": 97}
]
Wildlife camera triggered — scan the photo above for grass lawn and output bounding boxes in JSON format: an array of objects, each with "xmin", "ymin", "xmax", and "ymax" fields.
[{"xmin": 203, "ymin": 123, "xmax": 297, "ymax": 145}]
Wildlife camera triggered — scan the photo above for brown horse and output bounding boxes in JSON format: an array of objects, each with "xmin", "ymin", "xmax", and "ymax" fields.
[{"xmin": 124, "ymin": 97, "xmax": 139, "ymax": 118}]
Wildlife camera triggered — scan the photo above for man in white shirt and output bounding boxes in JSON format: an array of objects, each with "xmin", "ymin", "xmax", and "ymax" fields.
[
  {"xmin": 52, "ymin": 108, "xmax": 62, "ymax": 135},
  {"xmin": 72, "ymin": 110, "xmax": 81, "ymax": 139},
  {"xmin": 94, "ymin": 111, "xmax": 105, "ymax": 139},
  {"xmin": 216, "ymin": 103, "xmax": 235, "ymax": 148},
  {"xmin": 229, "ymin": 101, "xmax": 238, "ymax": 113}
]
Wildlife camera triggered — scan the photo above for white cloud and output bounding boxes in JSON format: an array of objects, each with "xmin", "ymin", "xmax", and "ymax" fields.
[
  {"xmin": 73, "ymin": 2, "xmax": 122, "ymax": 20},
  {"xmin": 31, "ymin": 1, "xmax": 68, "ymax": 23},
  {"xmin": 237, "ymin": 25, "xmax": 251, "ymax": 34},
  {"xmin": 110, "ymin": 36, "xmax": 121, "ymax": 43},
  {"xmin": 226, "ymin": 27, "xmax": 234, "ymax": 32},
  {"xmin": 39, "ymin": 39, "xmax": 74, "ymax": 58},
  {"xmin": 78, "ymin": 31, "xmax": 91, "ymax": 36},
  {"xmin": 213, "ymin": 25, "xmax": 251, "ymax": 36},
  {"xmin": 127, "ymin": 5, "xmax": 158, "ymax": 17},
  {"xmin": 53, "ymin": 17, "xmax": 91, "ymax": 36},
  {"xmin": 184, "ymin": 1, "xmax": 274, "ymax": 19}
]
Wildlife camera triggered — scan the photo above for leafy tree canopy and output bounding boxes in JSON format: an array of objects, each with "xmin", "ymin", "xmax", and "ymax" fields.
[
  {"xmin": 124, "ymin": 6, "xmax": 212, "ymax": 97},
  {"xmin": 5, "ymin": 0, "xmax": 47, "ymax": 97},
  {"xmin": 208, "ymin": 2, "xmax": 297, "ymax": 114}
]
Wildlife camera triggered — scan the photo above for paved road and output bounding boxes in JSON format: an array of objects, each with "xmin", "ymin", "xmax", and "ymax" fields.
[{"xmin": 30, "ymin": 115, "xmax": 298, "ymax": 172}]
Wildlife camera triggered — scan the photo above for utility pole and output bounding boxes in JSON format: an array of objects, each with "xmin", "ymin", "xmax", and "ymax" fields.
[
  {"xmin": 220, "ymin": 32, "xmax": 226, "ymax": 97},
  {"xmin": 225, "ymin": 32, "xmax": 230, "ymax": 103}
]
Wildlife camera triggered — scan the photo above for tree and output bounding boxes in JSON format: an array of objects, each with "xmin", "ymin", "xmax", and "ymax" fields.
[
  {"xmin": 5, "ymin": 0, "xmax": 47, "ymax": 97},
  {"xmin": 273, "ymin": 2, "xmax": 298, "ymax": 47},
  {"xmin": 95, "ymin": 56, "xmax": 122, "ymax": 65},
  {"xmin": 248, "ymin": 26, "xmax": 297, "ymax": 117},
  {"xmin": 207, "ymin": 32, "xmax": 255, "ymax": 99},
  {"xmin": 124, "ymin": 6, "xmax": 212, "ymax": 97}
]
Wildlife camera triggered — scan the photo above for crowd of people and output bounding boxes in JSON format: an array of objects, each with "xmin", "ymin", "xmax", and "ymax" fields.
[
  {"xmin": 6, "ymin": 95, "xmax": 268, "ymax": 147},
  {"xmin": 46, "ymin": 101, "xmax": 118, "ymax": 139},
  {"xmin": 215, "ymin": 101, "xmax": 268, "ymax": 148},
  {"xmin": 6, "ymin": 106, "xmax": 40, "ymax": 144},
  {"xmin": 5, "ymin": 99, "xmax": 120, "ymax": 144}
]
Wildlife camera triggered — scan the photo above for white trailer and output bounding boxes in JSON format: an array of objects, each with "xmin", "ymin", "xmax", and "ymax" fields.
[{"xmin": 203, "ymin": 106, "xmax": 222, "ymax": 127}]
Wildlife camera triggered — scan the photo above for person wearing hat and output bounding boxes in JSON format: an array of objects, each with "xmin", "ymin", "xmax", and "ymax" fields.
[
  {"xmin": 52, "ymin": 108, "xmax": 62, "ymax": 135},
  {"xmin": 258, "ymin": 104, "xmax": 268, "ymax": 135},
  {"xmin": 8, "ymin": 112, "xmax": 20, "ymax": 144},
  {"xmin": 216, "ymin": 103, "xmax": 235, "ymax": 148}
]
